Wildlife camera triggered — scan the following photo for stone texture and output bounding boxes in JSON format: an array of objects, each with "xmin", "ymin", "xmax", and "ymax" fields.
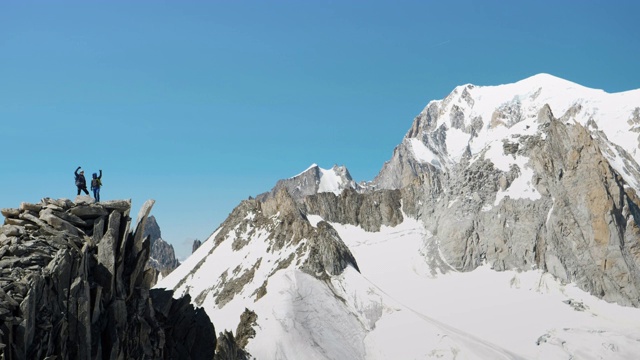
[
  {"xmin": 143, "ymin": 215, "xmax": 180, "ymax": 279},
  {"xmin": 214, "ymin": 331, "xmax": 251, "ymax": 360},
  {"xmin": 256, "ymin": 164, "xmax": 360, "ymax": 202},
  {"xmin": 192, "ymin": 239, "xmax": 203, "ymax": 253},
  {"xmin": 301, "ymin": 220, "xmax": 360, "ymax": 277},
  {"xmin": 0, "ymin": 198, "xmax": 216, "ymax": 359},
  {"xmin": 198, "ymin": 98, "xmax": 640, "ymax": 309},
  {"xmin": 150, "ymin": 289, "xmax": 217, "ymax": 360},
  {"xmin": 364, "ymin": 98, "xmax": 640, "ymax": 307}
]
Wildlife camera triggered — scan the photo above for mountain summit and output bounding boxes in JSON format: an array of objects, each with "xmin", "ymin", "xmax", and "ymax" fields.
[
  {"xmin": 157, "ymin": 74, "xmax": 640, "ymax": 359},
  {"xmin": 374, "ymin": 72, "xmax": 640, "ymax": 190},
  {"xmin": 0, "ymin": 197, "xmax": 216, "ymax": 359},
  {"xmin": 257, "ymin": 163, "xmax": 359, "ymax": 201}
]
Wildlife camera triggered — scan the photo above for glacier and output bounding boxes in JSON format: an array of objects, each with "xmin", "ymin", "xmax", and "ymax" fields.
[{"xmin": 157, "ymin": 74, "xmax": 640, "ymax": 359}]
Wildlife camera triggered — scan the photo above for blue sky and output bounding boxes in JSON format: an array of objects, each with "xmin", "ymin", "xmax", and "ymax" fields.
[{"xmin": 1, "ymin": 1, "xmax": 639, "ymax": 260}]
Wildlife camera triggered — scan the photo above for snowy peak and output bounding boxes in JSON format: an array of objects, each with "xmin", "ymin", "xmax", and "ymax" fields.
[
  {"xmin": 156, "ymin": 74, "xmax": 640, "ymax": 360},
  {"xmin": 376, "ymin": 73, "xmax": 640, "ymax": 190},
  {"xmin": 317, "ymin": 164, "xmax": 356, "ymax": 194},
  {"xmin": 413, "ymin": 72, "xmax": 637, "ymax": 140},
  {"xmin": 258, "ymin": 163, "xmax": 359, "ymax": 201}
]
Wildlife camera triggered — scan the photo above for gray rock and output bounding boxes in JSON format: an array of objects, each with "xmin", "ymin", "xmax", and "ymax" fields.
[
  {"xmin": 39, "ymin": 210, "xmax": 80, "ymax": 236},
  {"xmin": 257, "ymin": 164, "xmax": 360, "ymax": 202},
  {"xmin": 192, "ymin": 239, "xmax": 202, "ymax": 253},
  {"xmin": 74, "ymin": 195, "xmax": 95, "ymax": 205},
  {"xmin": 42, "ymin": 198, "xmax": 74, "ymax": 210},
  {"xmin": 1, "ymin": 208, "xmax": 20, "ymax": 219},
  {"xmin": 301, "ymin": 221, "xmax": 360, "ymax": 276},
  {"xmin": 1, "ymin": 225, "xmax": 24, "ymax": 237},
  {"xmin": 100, "ymin": 199, "xmax": 131, "ymax": 213},
  {"xmin": 19, "ymin": 202, "xmax": 42, "ymax": 213},
  {"xmin": 97, "ymin": 211, "xmax": 120, "ymax": 295},
  {"xmin": 215, "ymin": 331, "xmax": 251, "ymax": 360},
  {"xmin": 144, "ymin": 215, "xmax": 180, "ymax": 279},
  {"xmin": 0, "ymin": 198, "xmax": 217, "ymax": 360},
  {"xmin": 69, "ymin": 204, "xmax": 109, "ymax": 219}
]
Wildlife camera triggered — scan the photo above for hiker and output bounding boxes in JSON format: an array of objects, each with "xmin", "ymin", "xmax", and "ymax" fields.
[
  {"xmin": 91, "ymin": 170, "xmax": 103, "ymax": 202},
  {"xmin": 74, "ymin": 166, "xmax": 89, "ymax": 195}
]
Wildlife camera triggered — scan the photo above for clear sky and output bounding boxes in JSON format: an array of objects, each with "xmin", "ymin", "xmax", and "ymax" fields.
[{"xmin": 1, "ymin": 1, "xmax": 639, "ymax": 260}]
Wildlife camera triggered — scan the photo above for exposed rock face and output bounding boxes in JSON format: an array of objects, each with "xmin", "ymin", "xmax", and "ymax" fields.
[
  {"xmin": 214, "ymin": 331, "xmax": 251, "ymax": 360},
  {"xmin": 362, "ymin": 87, "xmax": 640, "ymax": 306},
  {"xmin": 180, "ymin": 188, "xmax": 359, "ymax": 310},
  {"xmin": 0, "ymin": 197, "xmax": 216, "ymax": 359},
  {"xmin": 192, "ymin": 239, "xmax": 203, "ymax": 253},
  {"xmin": 143, "ymin": 215, "xmax": 162, "ymax": 243},
  {"xmin": 212, "ymin": 310, "xmax": 255, "ymax": 360},
  {"xmin": 144, "ymin": 215, "xmax": 180, "ymax": 278},
  {"xmin": 411, "ymin": 119, "xmax": 640, "ymax": 306},
  {"xmin": 257, "ymin": 164, "xmax": 359, "ymax": 202},
  {"xmin": 217, "ymin": 78, "xmax": 640, "ymax": 308},
  {"xmin": 150, "ymin": 289, "xmax": 216, "ymax": 359}
]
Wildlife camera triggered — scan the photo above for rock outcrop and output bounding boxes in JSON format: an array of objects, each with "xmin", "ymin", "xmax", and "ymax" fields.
[
  {"xmin": 0, "ymin": 197, "xmax": 216, "ymax": 359},
  {"xmin": 364, "ymin": 90, "xmax": 640, "ymax": 306},
  {"xmin": 257, "ymin": 164, "xmax": 360, "ymax": 202},
  {"xmin": 144, "ymin": 215, "xmax": 180, "ymax": 278},
  {"xmin": 192, "ymin": 239, "xmax": 203, "ymax": 253},
  {"xmin": 177, "ymin": 187, "xmax": 359, "ymax": 310}
]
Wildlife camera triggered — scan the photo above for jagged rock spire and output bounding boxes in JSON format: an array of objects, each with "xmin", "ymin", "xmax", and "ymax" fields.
[{"xmin": 0, "ymin": 197, "xmax": 216, "ymax": 359}]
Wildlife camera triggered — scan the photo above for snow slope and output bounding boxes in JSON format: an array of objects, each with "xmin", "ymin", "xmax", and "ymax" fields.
[
  {"xmin": 157, "ymin": 74, "xmax": 640, "ymax": 359},
  {"xmin": 316, "ymin": 213, "xmax": 640, "ymax": 359},
  {"xmin": 409, "ymin": 73, "xmax": 640, "ymax": 189},
  {"xmin": 159, "ymin": 211, "xmax": 640, "ymax": 359}
]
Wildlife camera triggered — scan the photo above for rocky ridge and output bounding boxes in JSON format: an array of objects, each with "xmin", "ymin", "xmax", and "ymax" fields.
[
  {"xmin": 257, "ymin": 164, "xmax": 359, "ymax": 202},
  {"xmin": 143, "ymin": 215, "xmax": 180, "ymax": 279},
  {"xmin": 0, "ymin": 196, "xmax": 216, "ymax": 359},
  {"xmin": 365, "ymin": 76, "xmax": 640, "ymax": 306},
  {"xmin": 157, "ymin": 74, "xmax": 640, "ymax": 358}
]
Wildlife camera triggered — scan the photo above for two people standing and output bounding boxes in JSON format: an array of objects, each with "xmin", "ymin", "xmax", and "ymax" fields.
[{"xmin": 75, "ymin": 166, "xmax": 103, "ymax": 201}]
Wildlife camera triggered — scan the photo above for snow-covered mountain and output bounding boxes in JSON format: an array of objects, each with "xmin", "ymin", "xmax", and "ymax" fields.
[
  {"xmin": 256, "ymin": 163, "xmax": 360, "ymax": 201},
  {"xmin": 373, "ymin": 73, "xmax": 640, "ymax": 190},
  {"xmin": 157, "ymin": 74, "xmax": 640, "ymax": 359}
]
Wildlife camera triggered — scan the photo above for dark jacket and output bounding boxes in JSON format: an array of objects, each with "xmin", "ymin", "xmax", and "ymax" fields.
[{"xmin": 75, "ymin": 167, "xmax": 86, "ymax": 187}]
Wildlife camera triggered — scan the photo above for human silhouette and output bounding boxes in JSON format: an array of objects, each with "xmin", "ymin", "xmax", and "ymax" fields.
[
  {"xmin": 74, "ymin": 166, "xmax": 89, "ymax": 195},
  {"xmin": 91, "ymin": 170, "xmax": 103, "ymax": 202}
]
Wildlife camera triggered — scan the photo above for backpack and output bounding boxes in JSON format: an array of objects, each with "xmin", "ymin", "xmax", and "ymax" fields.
[{"xmin": 91, "ymin": 178, "xmax": 101, "ymax": 188}]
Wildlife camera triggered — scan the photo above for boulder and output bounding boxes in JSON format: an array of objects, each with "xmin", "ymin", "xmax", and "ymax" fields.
[
  {"xmin": 69, "ymin": 205, "xmax": 109, "ymax": 219},
  {"xmin": 1, "ymin": 208, "xmax": 20, "ymax": 219}
]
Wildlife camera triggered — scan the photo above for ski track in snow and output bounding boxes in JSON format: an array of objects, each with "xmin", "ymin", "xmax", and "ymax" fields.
[
  {"xmin": 322, "ymin": 214, "xmax": 640, "ymax": 360},
  {"xmin": 359, "ymin": 271, "xmax": 525, "ymax": 360}
]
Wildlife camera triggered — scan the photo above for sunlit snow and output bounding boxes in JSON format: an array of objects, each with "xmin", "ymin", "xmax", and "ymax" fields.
[
  {"xmin": 415, "ymin": 73, "xmax": 640, "ymax": 191},
  {"xmin": 158, "ymin": 211, "xmax": 640, "ymax": 359},
  {"xmin": 156, "ymin": 74, "xmax": 640, "ymax": 359},
  {"xmin": 408, "ymin": 138, "xmax": 441, "ymax": 168},
  {"xmin": 318, "ymin": 167, "xmax": 345, "ymax": 195},
  {"xmin": 324, "ymin": 213, "xmax": 640, "ymax": 360}
]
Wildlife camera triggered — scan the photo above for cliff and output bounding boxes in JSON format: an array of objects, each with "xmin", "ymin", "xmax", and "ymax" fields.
[{"xmin": 0, "ymin": 196, "xmax": 215, "ymax": 359}]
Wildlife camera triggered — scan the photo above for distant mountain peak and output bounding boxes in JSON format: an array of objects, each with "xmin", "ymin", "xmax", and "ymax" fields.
[
  {"xmin": 514, "ymin": 72, "xmax": 583, "ymax": 89},
  {"xmin": 258, "ymin": 164, "xmax": 359, "ymax": 201},
  {"xmin": 376, "ymin": 74, "xmax": 640, "ymax": 190},
  {"xmin": 143, "ymin": 215, "xmax": 180, "ymax": 279}
]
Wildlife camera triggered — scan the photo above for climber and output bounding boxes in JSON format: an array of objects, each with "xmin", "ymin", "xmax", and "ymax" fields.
[
  {"xmin": 74, "ymin": 166, "xmax": 89, "ymax": 195},
  {"xmin": 91, "ymin": 170, "xmax": 103, "ymax": 202}
]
